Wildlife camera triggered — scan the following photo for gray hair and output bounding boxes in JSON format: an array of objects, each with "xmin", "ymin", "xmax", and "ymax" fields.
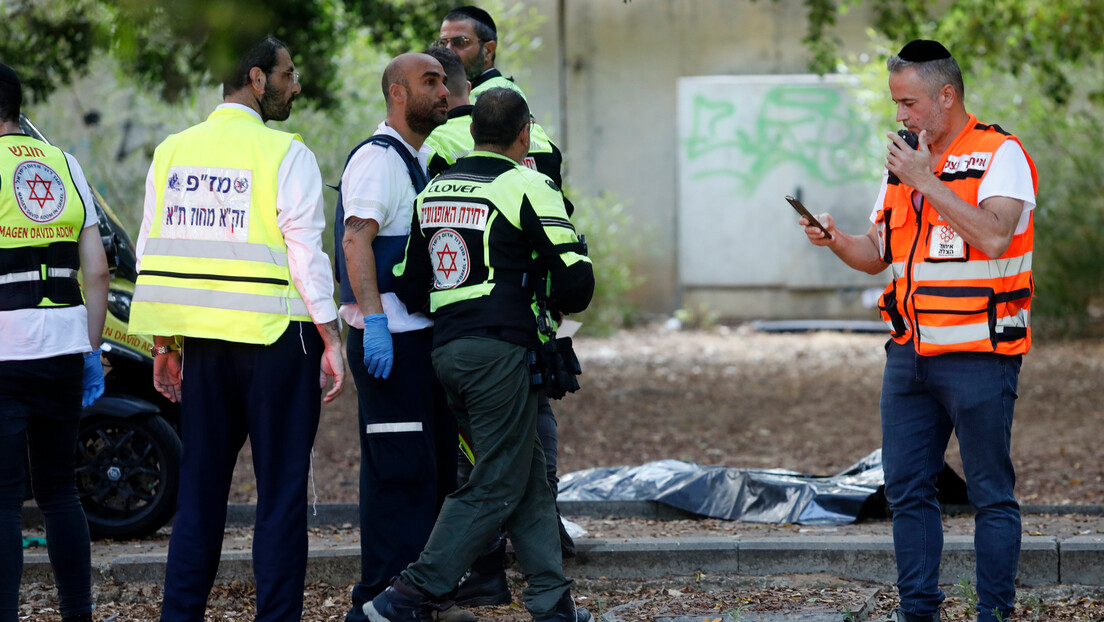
[{"xmin": 886, "ymin": 55, "xmax": 965, "ymax": 101}]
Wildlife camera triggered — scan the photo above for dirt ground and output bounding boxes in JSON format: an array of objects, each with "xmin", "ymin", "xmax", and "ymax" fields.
[
  {"xmin": 19, "ymin": 324, "xmax": 1104, "ymax": 620},
  {"xmin": 236, "ymin": 323, "xmax": 1104, "ymax": 507}
]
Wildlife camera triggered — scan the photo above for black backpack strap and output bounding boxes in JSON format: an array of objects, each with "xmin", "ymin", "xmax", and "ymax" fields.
[{"xmin": 333, "ymin": 133, "xmax": 427, "ymax": 303}]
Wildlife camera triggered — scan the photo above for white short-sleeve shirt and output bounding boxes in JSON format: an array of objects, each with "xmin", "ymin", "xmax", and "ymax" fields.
[
  {"xmin": 870, "ymin": 140, "xmax": 1036, "ymax": 235},
  {"xmin": 338, "ymin": 121, "xmax": 434, "ymax": 333}
]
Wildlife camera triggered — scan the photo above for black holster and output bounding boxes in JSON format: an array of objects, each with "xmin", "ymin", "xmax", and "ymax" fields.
[{"xmin": 538, "ymin": 336, "xmax": 582, "ymax": 400}]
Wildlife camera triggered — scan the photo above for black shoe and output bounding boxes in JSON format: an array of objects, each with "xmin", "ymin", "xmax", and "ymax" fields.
[
  {"xmin": 453, "ymin": 566, "xmax": 511, "ymax": 607},
  {"xmin": 364, "ymin": 578, "xmax": 432, "ymax": 622},
  {"xmin": 886, "ymin": 608, "xmax": 941, "ymax": 622},
  {"xmin": 535, "ymin": 592, "xmax": 592, "ymax": 622}
]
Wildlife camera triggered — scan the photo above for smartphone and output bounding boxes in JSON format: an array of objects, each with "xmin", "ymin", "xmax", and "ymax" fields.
[{"xmin": 785, "ymin": 195, "xmax": 832, "ymax": 240}]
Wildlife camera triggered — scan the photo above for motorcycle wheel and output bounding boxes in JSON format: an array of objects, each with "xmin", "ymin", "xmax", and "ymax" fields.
[{"xmin": 75, "ymin": 414, "xmax": 182, "ymax": 539}]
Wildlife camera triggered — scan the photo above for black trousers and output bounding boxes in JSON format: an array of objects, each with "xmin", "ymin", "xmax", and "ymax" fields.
[
  {"xmin": 0, "ymin": 355, "xmax": 90, "ymax": 622},
  {"xmin": 160, "ymin": 323, "xmax": 322, "ymax": 622},
  {"xmin": 345, "ymin": 327, "xmax": 456, "ymax": 622}
]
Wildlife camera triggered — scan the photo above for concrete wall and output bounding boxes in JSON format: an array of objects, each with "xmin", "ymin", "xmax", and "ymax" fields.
[{"xmin": 512, "ymin": 0, "xmax": 885, "ymax": 319}]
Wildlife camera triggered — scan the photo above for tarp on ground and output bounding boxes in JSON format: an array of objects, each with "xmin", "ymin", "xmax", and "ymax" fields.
[{"xmin": 558, "ymin": 449, "xmax": 885, "ymax": 526}]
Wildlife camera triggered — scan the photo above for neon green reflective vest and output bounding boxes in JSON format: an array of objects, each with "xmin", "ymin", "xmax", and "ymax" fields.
[
  {"xmin": 426, "ymin": 106, "xmax": 560, "ymax": 182},
  {"xmin": 395, "ymin": 151, "xmax": 592, "ymax": 349},
  {"xmin": 0, "ymin": 135, "xmax": 86, "ymax": 310},
  {"xmin": 129, "ymin": 107, "xmax": 311, "ymax": 345}
]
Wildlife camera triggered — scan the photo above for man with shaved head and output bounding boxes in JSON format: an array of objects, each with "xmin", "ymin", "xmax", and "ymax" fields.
[{"xmin": 332, "ymin": 52, "xmax": 463, "ymax": 622}]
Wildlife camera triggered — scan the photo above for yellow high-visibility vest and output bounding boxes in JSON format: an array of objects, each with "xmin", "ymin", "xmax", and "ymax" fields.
[
  {"xmin": 130, "ymin": 107, "xmax": 311, "ymax": 344},
  {"xmin": 0, "ymin": 135, "xmax": 86, "ymax": 310}
]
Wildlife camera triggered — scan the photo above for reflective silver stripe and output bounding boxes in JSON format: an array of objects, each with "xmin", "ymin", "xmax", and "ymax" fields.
[
  {"xmin": 918, "ymin": 321, "xmax": 989, "ymax": 346},
  {"xmin": 144, "ymin": 238, "xmax": 288, "ymax": 267},
  {"xmin": 912, "ymin": 252, "xmax": 1032, "ymax": 282},
  {"xmin": 997, "ymin": 309, "xmax": 1029, "ymax": 330},
  {"xmin": 48, "ymin": 268, "xmax": 78, "ymax": 279},
  {"xmin": 0, "ymin": 270, "xmax": 41, "ymax": 285},
  {"xmin": 134, "ymin": 283, "xmax": 308, "ymax": 317},
  {"xmin": 891, "ymin": 261, "xmax": 905, "ymax": 280},
  {"xmin": 365, "ymin": 422, "xmax": 423, "ymax": 434},
  {"xmin": 882, "ymin": 316, "xmax": 910, "ymax": 333},
  {"xmin": 0, "ymin": 268, "xmax": 79, "ymax": 285}
]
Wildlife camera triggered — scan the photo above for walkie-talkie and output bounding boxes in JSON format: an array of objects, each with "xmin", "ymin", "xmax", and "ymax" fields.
[{"xmin": 887, "ymin": 129, "xmax": 919, "ymax": 185}]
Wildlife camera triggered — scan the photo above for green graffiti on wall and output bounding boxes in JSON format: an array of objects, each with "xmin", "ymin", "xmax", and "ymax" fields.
[{"xmin": 683, "ymin": 86, "xmax": 877, "ymax": 192}]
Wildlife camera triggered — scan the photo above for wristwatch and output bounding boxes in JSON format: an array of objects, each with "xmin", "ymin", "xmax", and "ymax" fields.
[{"xmin": 150, "ymin": 344, "xmax": 180, "ymax": 357}]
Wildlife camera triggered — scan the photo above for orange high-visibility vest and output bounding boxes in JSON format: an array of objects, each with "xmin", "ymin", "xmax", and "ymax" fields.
[{"xmin": 875, "ymin": 114, "xmax": 1038, "ymax": 356}]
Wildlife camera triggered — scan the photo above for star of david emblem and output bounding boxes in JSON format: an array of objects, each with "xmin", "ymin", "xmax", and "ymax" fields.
[
  {"xmin": 939, "ymin": 226, "xmax": 956, "ymax": 243},
  {"xmin": 436, "ymin": 243, "xmax": 458, "ymax": 278},
  {"xmin": 26, "ymin": 173, "xmax": 55, "ymax": 210}
]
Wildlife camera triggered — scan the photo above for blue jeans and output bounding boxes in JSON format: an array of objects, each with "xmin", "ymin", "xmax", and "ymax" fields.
[
  {"xmin": 881, "ymin": 341, "xmax": 1021, "ymax": 622},
  {"xmin": 0, "ymin": 355, "xmax": 91, "ymax": 622}
]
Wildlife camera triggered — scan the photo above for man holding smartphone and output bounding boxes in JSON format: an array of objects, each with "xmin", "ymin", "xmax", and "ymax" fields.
[{"xmin": 800, "ymin": 40, "xmax": 1037, "ymax": 622}]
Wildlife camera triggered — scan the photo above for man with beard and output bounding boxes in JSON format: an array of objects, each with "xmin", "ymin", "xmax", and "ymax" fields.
[
  {"xmin": 435, "ymin": 6, "xmax": 517, "ymax": 98},
  {"xmin": 434, "ymin": 6, "xmax": 558, "ymax": 155},
  {"xmin": 332, "ymin": 52, "xmax": 464, "ymax": 622},
  {"xmin": 130, "ymin": 36, "xmax": 345, "ymax": 621}
]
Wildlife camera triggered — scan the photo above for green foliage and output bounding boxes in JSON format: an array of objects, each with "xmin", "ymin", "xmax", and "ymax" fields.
[
  {"xmin": 721, "ymin": 604, "xmax": 752, "ymax": 620},
  {"xmin": 0, "ymin": 0, "xmax": 460, "ymax": 109},
  {"xmin": 568, "ymin": 190, "xmax": 643, "ymax": 336},
  {"xmin": 1016, "ymin": 592, "xmax": 1046, "ymax": 621},
  {"xmin": 797, "ymin": 0, "xmax": 1104, "ymax": 109},
  {"xmin": 951, "ymin": 576, "xmax": 978, "ymax": 610},
  {"xmin": 674, "ymin": 304, "xmax": 720, "ymax": 331},
  {"xmin": 0, "ymin": 0, "xmax": 102, "ymax": 101}
]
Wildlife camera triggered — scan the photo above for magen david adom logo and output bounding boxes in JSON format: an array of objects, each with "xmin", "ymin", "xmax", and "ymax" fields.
[
  {"xmin": 13, "ymin": 160, "xmax": 67, "ymax": 223},
  {"xmin": 429, "ymin": 229, "xmax": 470, "ymax": 289}
]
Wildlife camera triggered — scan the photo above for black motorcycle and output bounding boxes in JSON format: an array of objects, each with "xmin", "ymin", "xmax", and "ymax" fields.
[{"xmin": 20, "ymin": 114, "xmax": 182, "ymax": 540}]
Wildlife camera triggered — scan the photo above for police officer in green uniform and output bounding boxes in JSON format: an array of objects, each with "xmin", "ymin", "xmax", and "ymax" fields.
[{"xmin": 365, "ymin": 87, "xmax": 594, "ymax": 622}]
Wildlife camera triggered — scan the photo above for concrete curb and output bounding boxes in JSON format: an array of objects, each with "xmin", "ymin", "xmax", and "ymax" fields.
[
  {"xmin": 20, "ymin": 502, "xmax": 1104, "ymax": 587},
  {"xmin": 20, "ymin": 534, "xmax": 1102, "ymax": 588},
  {"xmin": 22, "ymin": 501, "xmax": 1104, "ymax": 529}
]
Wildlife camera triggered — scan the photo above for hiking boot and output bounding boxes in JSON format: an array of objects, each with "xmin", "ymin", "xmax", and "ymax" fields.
[
  {"xmin": 453, "ymin": 566, "xmax": 511, "ymax": 607},
  {"xmin": 534, "ymin": 592, "xmax": 592, "ymax": 622},
  {"xmin": 364, "ymin": 578, "xmax": 432, "ymax": 622}
]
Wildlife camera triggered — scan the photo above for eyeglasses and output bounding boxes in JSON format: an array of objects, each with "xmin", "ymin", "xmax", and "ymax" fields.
[
  {"xmin": 280, "ymin": 69, "xmax": 300, "ymax": 85},
  {"xmin": 433, "ymin": 35, "xmax": 479, "ymax": 49}
]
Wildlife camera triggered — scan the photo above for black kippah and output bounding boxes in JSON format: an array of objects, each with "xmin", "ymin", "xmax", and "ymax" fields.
[
  {"xmin": 898, "ymin": 40, "xmax": 952, "ymax": 62},
  {"xmin": 0, "ymin": 63, "xmax": 20, "ymax": 88},
  {"xmin": 451, "ymin": 5, "xmax": 496, "ymax": 35}
]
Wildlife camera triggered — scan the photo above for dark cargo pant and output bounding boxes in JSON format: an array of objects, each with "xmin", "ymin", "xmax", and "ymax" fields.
[{"xmin": 401, "ymin": 337, "xmax": 570, "ymax": 619}]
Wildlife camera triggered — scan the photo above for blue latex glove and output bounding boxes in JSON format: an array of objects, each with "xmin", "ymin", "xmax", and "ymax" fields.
[
  {"xmin": 362, "ymin": 313, "xmax": 393, "ymax": 379},
  {"xmin": 82, "ymin": 349, "xmax": 105, "ymax": 407}
]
